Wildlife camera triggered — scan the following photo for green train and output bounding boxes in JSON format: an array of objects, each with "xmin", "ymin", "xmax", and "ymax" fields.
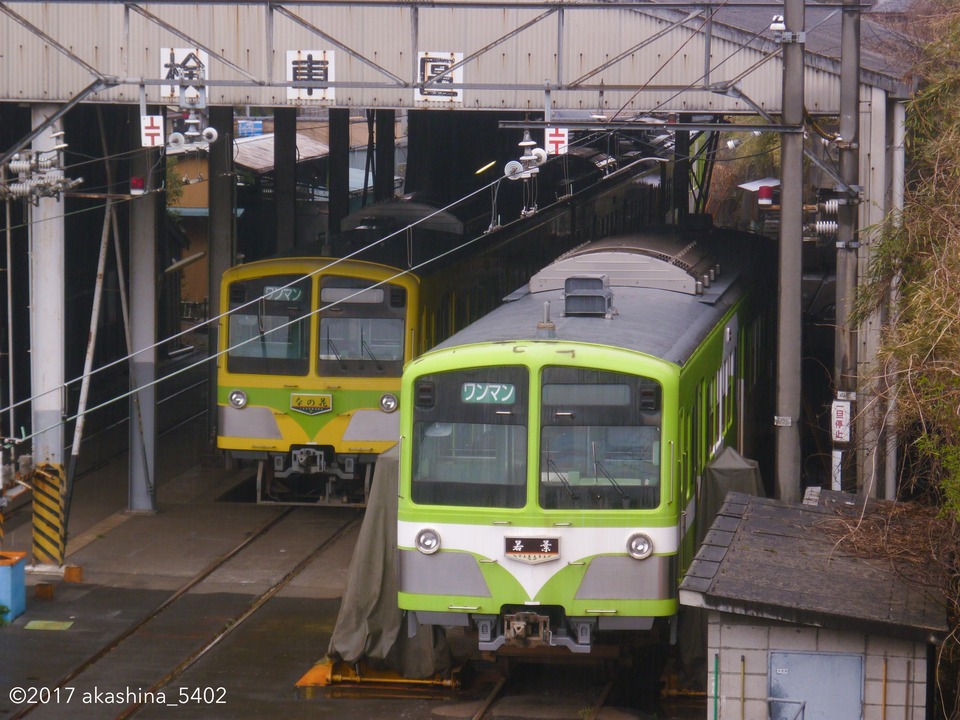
[
  {"xmin": 397, "ymin": 223, "xmax": 775, "ymax": 659},
  {"xmin": 216, "ymin": 146, "xmax": 661, "ymax": 506}
]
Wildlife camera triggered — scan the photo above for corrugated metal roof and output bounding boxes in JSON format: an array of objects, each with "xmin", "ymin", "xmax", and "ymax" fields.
[
  {"xmin": 232, "ymin": 132, "xmax": 329, "ymax": 173},
  {"xmin": 0, "ymin": 1, "xmax": 915, "ymax": 111}
]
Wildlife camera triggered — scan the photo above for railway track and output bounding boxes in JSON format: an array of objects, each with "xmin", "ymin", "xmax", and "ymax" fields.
[
  {"xmin": 465, "ymin": 660, "xmax": 618, "ymax": 720},
  {"xmin": 8, "ymin": 507, "xmax": 362, "ymax": 720}
]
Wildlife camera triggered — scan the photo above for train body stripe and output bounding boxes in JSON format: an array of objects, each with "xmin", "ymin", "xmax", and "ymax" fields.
[{"xmin": 398, "ymin": 520, "xmax": 677, "ymax": 600}]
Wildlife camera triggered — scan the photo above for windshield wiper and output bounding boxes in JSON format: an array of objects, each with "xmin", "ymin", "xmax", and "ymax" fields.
[
  {"xmin": 360, "ymin": 328, "xmax": 383, "ymax": 371},
  {"xmin": 326, "ymin": 334, "xmax": 347, "ymax": 371},
  {"xmin": 545, "ymin": 456, "xmax": 580, "ymax": 500},
  {"xmin": 592, "ymin": 442, "xmax": 628, "ymax": 500}
]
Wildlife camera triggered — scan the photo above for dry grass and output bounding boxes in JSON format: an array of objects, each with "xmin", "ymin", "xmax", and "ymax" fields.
[{"xmin": 821, "ymin": 501, "xmax": 960, "ymax": 717}]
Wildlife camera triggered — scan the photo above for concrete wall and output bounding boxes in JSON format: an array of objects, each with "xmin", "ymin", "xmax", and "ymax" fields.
[{"xmin": 706, "ymin": 612, "xmax": 929, "ymax": 720}]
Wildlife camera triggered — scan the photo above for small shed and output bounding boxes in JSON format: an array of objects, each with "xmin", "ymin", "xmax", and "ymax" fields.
[{"xmin": 679, "ymin": 489, "xmax": 949, "ymax": 720}]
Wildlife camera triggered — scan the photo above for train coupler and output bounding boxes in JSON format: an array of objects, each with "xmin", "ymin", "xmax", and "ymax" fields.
[{"xmin": 484, "ymin": 612, "xmax": 595, "ymax": 654}]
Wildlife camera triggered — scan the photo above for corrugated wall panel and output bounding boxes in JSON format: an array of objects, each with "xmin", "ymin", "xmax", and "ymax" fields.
[{"xmin": 0, "ymin": 2, "xmax": 869, "ymax": 113}]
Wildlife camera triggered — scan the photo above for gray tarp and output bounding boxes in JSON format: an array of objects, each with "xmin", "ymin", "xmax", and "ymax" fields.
[
  {"xmin": 694, "ymin": 446, "xmax": 765, "ymax": 545},
  {"xmin": 326, "ymin": 445, "xmax": 451, "ymax": 678},
  {"xmin": 680, "ymin": 447, "xmax": 765, "ymax": 688}
]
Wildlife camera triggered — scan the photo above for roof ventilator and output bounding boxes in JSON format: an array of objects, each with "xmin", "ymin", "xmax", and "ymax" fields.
[{"xmin": 563, "ymin": 275, "xmax": 614, "ymax": 318}]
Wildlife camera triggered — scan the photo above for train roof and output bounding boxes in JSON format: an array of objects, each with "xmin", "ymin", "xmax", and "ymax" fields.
[{"xmin": 431, "ymin": 227, "xmax": 769, "ymax": 366}]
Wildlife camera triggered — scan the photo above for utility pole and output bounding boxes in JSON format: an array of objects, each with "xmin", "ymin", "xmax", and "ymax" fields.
[
  {"xmin": 774, "ymin": 0, "xmax": 805, "ymax": 503},
  {"xmin": 834, "ymin": 0, "xmax": 861, "ymax": 493}
]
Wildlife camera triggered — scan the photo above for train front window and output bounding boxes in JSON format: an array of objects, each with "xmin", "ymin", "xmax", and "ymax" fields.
[
  {"xmin": 318, "ymin": 278, "xmax": 406, "ymax": 377},
  {"xmin": 411, "ymin": 367, "xmax": 527, "ymax": 508},
  {"xmin": 226, "ymin": 275, "xmax": 311, "ymax": 376},
  {"xmin": 539, "ymin": 367, "xmax": 662, "ymax": 510}
]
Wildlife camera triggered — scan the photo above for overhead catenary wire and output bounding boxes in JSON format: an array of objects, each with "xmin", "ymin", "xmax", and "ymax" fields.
[
  {"xmin": 1, "ymin": 146, "xmax": 664, "ymax": 447},
  {"xmin": 1, "ymin": 92, "xmax": 704, "ymax": 446},
  {"xmin": 0, "ymin": 170, "xmax": 503, "ymax": 445}
]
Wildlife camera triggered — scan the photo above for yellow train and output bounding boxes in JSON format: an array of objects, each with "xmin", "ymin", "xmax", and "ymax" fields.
[{"xmin": 217, "ymin": 257, "xmax": 420, "ymax": 504}]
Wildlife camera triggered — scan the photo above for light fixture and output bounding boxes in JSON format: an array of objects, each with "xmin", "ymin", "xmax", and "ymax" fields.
[
  {"xmin": 726, "ymin": 139, "xmax": 742, "ymax": 151},
  {"xmin": 770, "ymin": 14, "xmax": 785, "ymax": 32},
  {"xmin": 627, "ymin": 532, "xmax": 654, "ymax": 560},
  {"xmin": 130, "ymin": 176, "xmax": 146, "ymax": 196},
  {"xmin": 415, "ymin": 528, "xmax": 441, "ymax": 555},
  {"xmin": 228, "ymin": 389, "xmax": 248, "ymax": 409},
  {"xmin": 379, "ymin": 393, "xmax": 399, "ymax": 413},
  {"xmin": 758, "ymin": 185, "xmax": 774, "ymax": 206}
]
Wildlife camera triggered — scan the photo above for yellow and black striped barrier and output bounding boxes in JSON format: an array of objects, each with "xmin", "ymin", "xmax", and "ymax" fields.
[{"xmin": 31, "ymin": 464, "xmax": 66, "ymax": 566}]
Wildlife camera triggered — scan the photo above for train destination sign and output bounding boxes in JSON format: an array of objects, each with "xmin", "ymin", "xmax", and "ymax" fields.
[
  {"xmin": 290, "ymin": 393, "xmax": 332, "ymax": 415},
  {"xmin": 264, "ymin": 286, "xmax": 303, "ymax": 302},
  {"xmin": 461, "ymin": 382, "xmax": 515, "ymax": 404},
  {"xmin": 504, "ymin": 537, "xmax": 560, "ymax": 564}
]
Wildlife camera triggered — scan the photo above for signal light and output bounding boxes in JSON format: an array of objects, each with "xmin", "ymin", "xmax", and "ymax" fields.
[
  {"xmin": 757, "ymin": 185, "xmax": 774, "ymax": 206},
  {"xmin": 415, "ymin": 381, "xmax": 435, "ymax": 408},
  {"xmin": 130, "ymin": 176, "xmax": 146, "ymax": 196}
]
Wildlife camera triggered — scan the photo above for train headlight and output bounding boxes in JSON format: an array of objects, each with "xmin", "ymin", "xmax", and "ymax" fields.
[
  {"xmin": 627, "ymin": 532, "xmax": 654, "ymax": 560},
  {"xmin": 415, "ymin": 528, "xmax": 441, "ymax": 555},
  {"xmin": 228, "ymin": 389, "xmax": 248, "ymax": 409},
  {"xmin": 379, "ymin": 393, "xmax": 399, "ymax": 413}
]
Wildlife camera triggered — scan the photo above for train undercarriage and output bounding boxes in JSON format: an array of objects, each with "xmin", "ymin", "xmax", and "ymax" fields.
[{"xmin": 252, "ymin": 451, "xmax": 377, "ymax": 506}]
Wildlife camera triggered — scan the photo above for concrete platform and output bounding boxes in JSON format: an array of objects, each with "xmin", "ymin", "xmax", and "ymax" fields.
[{"xmin": 0, "ymin": 421, "xmax": 706, "ymax": 719}]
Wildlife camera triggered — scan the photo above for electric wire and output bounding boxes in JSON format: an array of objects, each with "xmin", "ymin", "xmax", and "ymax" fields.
[
  {"xmin": 0, "ymin": 173, "xmax": 505, "ymax": 445},
  {"xmin": 1, "ymin": 1, "xmax": 788, "ymax": 443},
  {"xmin": 1, "ymin": 145, "xmax": 663, "ymax": 447}
]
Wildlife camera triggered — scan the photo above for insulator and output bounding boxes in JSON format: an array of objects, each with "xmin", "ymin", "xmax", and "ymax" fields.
[
  {"xmin": 8, "ymin": 159, "xmax": 33, "ymax": 174},
  {"xmin": 815, "ymin": 220, "xmax": 838, "ymax": 236},
  {"xmin": 821, "ymin": 199, "xmax": 839, "ymax": 216},
  {"xmin": 9, "ymin": 180, "xmax": 37, "ymax": 197}
]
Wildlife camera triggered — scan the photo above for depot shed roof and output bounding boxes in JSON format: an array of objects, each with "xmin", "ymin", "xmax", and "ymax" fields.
[{"xmin": 679, "ymin": 489, "xmax": 949, "ymax": 644}]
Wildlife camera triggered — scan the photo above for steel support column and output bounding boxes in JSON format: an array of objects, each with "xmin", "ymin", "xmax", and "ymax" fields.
[
  {"xmin": 374, "ymin": 110, "xmax": 396, "ymax": 202},
  {"xmin": 128, "ymin": 129, "xmax": 158, "ymax": 513},
  {"xmin": 28, "ymin": 105, "xmax": 65, "ymax": 472},
  {"xmin": 328, "ymin": 109, "xmax": 350, "ymax": 235},
  {"xmin": 208, "ymin": 105, "xmax": 235, "ymax": 452},
  {"xmin": 274, "ymin": 107, "xmax": 297, "ymax": 253}
]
